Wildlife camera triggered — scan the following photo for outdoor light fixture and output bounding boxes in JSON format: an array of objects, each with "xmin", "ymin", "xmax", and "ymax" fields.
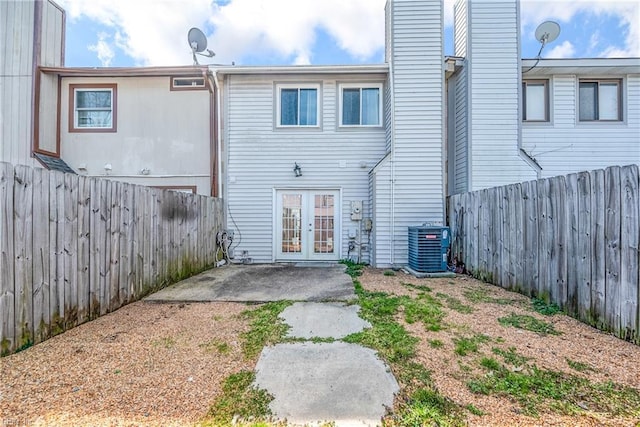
[{"xmin": 293, "ymin": 162, "xmax": 302, "ymax": 177}]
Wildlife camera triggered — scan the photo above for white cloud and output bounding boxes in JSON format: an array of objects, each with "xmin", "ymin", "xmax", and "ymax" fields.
[
  {"xmin": 546, "ymin": 40, "xmax": 576, "ymax": 58},
  {"xmin": 519, "ymin": 0, "xmax": 640, "ymax": 57},
  {"xmin": 87, "ymin": 32, "xmax": 115, "ymax": 66}
]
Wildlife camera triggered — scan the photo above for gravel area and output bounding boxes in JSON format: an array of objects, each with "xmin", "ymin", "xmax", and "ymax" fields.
[{"xmin": 2, "ymin": 267, "xmax": 639, "ymax": 426}]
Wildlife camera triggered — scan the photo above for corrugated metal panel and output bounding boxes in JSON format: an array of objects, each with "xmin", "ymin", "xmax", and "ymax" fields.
[
  {"xmin": 386, "ymin": 0, "xmax": 445, "ymax": 265},
  {"xmin": 522, "ymin": 74, "xmax": 640, "ymax": 177},
  {"xmin": 225, "ymin": 74, "xmax": 387, "ymax": 263},
  {"xmin": 466, "ymin": 0, "xmax": 536, "ymax": 190}
]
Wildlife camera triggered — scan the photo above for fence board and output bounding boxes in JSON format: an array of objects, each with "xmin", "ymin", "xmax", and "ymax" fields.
[
  {"xmin": 553, "ymin": 176, "xmax": 567, "ymax": 309},
  {"xmin": 576, "ymin": 172, "xmax": 592, "ymax": 324},
  {"xmin": 591, "ymin": 169, "xmax": 606, "ymax": 328},
  {"xmin": 14, "ymin": 166, "xmax": 34, "ymax": 352},
  {"xmin": 100, "ymin": 179, "xmax": 111, "ymax": 315},
  {"xmin": 565, "ymin": 173, "xmax": 579, "ymax": 314},
  {"xmin": 52, "ymin": 171, "xmax": 65, "ymax": 335},
  {"xmin": 63, "ymin": 174, "xmax": 79, "ymax": 329},
  {"xmin": 620, "ymin": 165, "xmax": 639, "ymax": 341},
  {"xmin": 119, "ymin": 183, "xmax": 132, "ymax": 305},
  {"xmin": 109, "ymin": 182, "xmax": 121, "ymax": 312},
  {"xmin": 32, "ymin": 168, "xmax": 50, "ymax": 343},
  {"xmin": 605, "ymin": 166, "xmax": 622, "ymax": 335},
  {"xmin": 77, "ymin": 176, "xmax": 90, "ymax": 324},
  {"xmin": 0, "ymin": 162, "xmax": 15, "ymax": 355},
  {"xmin": 522, "ymin": 180, "xmax": 538, "ymax": 297}
]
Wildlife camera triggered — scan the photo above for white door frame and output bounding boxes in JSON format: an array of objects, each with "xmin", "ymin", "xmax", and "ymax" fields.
[{"xmin": 273, "ymin": 188, "xmax": 342, "ymax": 262}]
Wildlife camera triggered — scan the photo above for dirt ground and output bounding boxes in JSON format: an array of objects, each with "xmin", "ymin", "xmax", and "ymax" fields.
[{"xmin": 1, "ymin": 267, "xmax": 639, "ymax": 426}]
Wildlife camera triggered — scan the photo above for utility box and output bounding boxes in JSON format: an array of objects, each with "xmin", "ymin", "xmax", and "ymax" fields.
[{"xmin": 408, "ymin": 226, "xmax": 450, "ymax": 273}]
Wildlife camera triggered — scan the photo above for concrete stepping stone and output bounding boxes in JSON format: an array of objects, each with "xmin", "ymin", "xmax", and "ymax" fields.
[
  {"xmin": 254, "ymin": 342, "xmax": 399, "ymax": 426},
  {"xmin": 280, "ymin": 302, "xmax": 371, "ymax": 339}
]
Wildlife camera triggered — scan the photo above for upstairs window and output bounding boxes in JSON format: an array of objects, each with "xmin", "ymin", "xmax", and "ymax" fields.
[
  {"xmin": 340, "ymin": 84, "xmax": 382, "ymax": 126},
  {"xmin": 522, "ymin": 80, "xmax": 549, "ymax": 122},
  {"xmin": 579, "ymin": 80, "xmax": 622, "ymax": 121},
  {"xmin": 171, "ymin": 76, "xmax": 206, "ymax": 90},
  {"xmin": 277, "ymin": 85, "xmax": 319, "ymax": 127},
  {"xmin": 69, "ymin": 84, "xmax": 117, "ymax": 132}
]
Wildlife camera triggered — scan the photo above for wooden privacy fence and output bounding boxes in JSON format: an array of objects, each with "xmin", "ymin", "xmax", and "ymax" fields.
[
  {"xmin": 448, "ymin": 164, "xmax": 639, "ymax": 344},
  {"xmin": 0, "ymin": 162, "xmax": 223, "ymax": 356}
]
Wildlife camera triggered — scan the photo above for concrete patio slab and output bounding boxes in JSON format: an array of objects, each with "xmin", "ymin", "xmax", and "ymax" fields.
[
  {"xmin": 280, "ymin": 302, "xmax": 371, "ymax": 339},
  {"xmin": 144, "ymin": 263, "xmax": 355, "ymax": 303},
  {"xmin": 254, "ymin": 342, "xmax": 399, "ymax": 426}
]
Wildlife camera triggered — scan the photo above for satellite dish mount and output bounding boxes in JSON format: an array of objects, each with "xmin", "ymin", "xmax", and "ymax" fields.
[
  {"xmin": 188, "ymin": 27, "xmax": 215, "ymax": 65},
  {"xmin": 524, "ymin": 21, "xmax": 561, "ymax": 73}
]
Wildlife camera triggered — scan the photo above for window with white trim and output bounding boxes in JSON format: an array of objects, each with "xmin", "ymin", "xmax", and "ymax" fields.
[
  {"xmin": 70, "ymin": 84, "xmax": 117, "ymax": 132},
  {"xmin": 339, "ymin": 84, "xmax": 382, "ymax": 126},
  {"xmin": 277, "ymin": 85, "xmax": 319, "ymax": 127},
  {"xmin": 579, "ymin": 79, "xmax": 622, "ymax": 121},
  {"xmin": 522, "ymin": 80, "xmax": 549, "ymax": 122}
]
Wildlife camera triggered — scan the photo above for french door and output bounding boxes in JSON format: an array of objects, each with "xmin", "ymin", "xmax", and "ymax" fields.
[{"xmin": 275, "ymin": 190, "xmax": 340, "ymax": 261}]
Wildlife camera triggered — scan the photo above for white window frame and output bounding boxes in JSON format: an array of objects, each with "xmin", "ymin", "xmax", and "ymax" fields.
[
  {"xmin": 171, "ymin": 76, "xmax": 206, "ymax": 90},
  {"xmin": 522, "ymin": 80, "xmax": 549, "ymax": 122},
  {"xmin": 69, "ymin": 84, "xmax": 117, "ymax": 133},
  {"xmin": 275, "ymin": 83, "xmax": 321, "ymax": 128},
  {"xmin": 578, "ymin": 79, "xmax": 623, "ymax": 122},
  {"xmin": 338, "ymin": 83, "xmax": 383, "ymax": 127}
]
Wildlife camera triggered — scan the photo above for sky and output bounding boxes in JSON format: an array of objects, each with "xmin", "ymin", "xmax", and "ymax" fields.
[{"xmin": 57, "ymin": 0, "xmax": 640, "ymax": 68}]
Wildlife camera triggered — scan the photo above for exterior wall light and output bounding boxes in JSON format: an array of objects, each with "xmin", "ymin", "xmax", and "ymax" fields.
[{"xmin": 293, "ymin": 162, "xmax": 302, "ymax": 177}]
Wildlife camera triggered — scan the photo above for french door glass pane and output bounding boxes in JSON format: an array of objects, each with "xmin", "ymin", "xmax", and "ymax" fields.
[
  {"xmin": 314, "ymin": 194, "xmax": 334, "ymax": 254},
  {"xmin": 579, "ymin": 83, "xmax": 597, "ymax": 121},
  {"xmin": 525, "ymin": 84, "xmax": 546, "ymax": 120},
  {"xmin": 361, "ymin": 88, "xmax": 380, "ymax": 125},
  {"xmin": 281, "ymin": 89, "xmax": 298, "ymax": 125},
  {"xmin": 599, "ymin": 83, "xmax": 619, "ymax": 120},
  {"xmin": 281, "ymin": 194, "xmax": 302, "ymax": 253},
  {"xmin": 299, "ymin": 89, "xmax": 317, "ymax": 125},
  {"xmin": 342, "ymin": 88, "xmax": 360, "ymax": 125}
]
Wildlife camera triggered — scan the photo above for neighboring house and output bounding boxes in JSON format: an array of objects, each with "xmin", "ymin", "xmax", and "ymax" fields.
[
  {"xmin": 446, "ymin": 0, "xmax": 640, "ymax": 195},
  {"xmin": 2, "ymin": 0, "xmax": 638, "ymax": 267}
]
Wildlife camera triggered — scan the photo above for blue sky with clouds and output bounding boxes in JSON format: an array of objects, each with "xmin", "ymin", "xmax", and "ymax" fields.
[{"xmin": 58, "ymin": 0, "xmax": 639, "ymax": 68}]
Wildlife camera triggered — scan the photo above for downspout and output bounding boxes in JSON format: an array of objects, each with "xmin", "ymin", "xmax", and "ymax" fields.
[
  {"xmin": 515, "ymin": 0, "xmax": 542, "ymax": 178},
  {"xmin": 388, "ymin": 1, "xmax": 397, "ymax": 267},
  {"xmin": 203, "ymin": 68, "xmax": 221, "ymax": 197}
]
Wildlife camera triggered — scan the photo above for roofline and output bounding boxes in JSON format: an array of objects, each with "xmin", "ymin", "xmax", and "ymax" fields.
[
  {"xmin": 212, "ymin": 64, "xmax": 389, "ymax": 75},
  {"xmin": 521, "ymin": 57, "xmax": 640, "ymax": 74},
  {"xmin": 39, "ymin": 65, "xmax": 210, "ymax": 77}
]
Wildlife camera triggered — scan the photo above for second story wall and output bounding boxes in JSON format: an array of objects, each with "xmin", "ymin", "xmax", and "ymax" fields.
[{"xmin": 59, "ymin": 76, "xmax": 212, "ymax": 195}]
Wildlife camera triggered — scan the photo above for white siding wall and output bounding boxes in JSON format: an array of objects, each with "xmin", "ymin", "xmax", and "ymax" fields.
[
  {"xmin": 460, "ymin": 0, "xmax": 536, "ymax": 191},
  {"xmin": 60, "ymin": 77, "xmax": 212, "ymax": 194},
  {"xmin": 0, "ymin": 0, "xmax": 64, "ymax": 167},
  {"xmin": 224, "ymin": 73, "xmax": 387, "ymax": 263},
  {"xmin": 377, "ymin": 0, "xmax": 445, "ymax": 266},
  {"xmin": 523, "ymin": 74, "xmax": 640, "ymax": 177},
  {"xmin": 369, "ymin": 156, "xmax": 392, "ymax": 266},
  {"xmin": 1, "ymin": 1, "xmax": 36, "ymax": 167}
]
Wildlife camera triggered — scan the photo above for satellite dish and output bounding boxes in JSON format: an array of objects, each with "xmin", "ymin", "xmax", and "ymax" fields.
[
  {"xmin": 187, "ymin": 27, "xmax": 215, "ymax": 65},
  {"xmin": 535, "ymin": 21, "xmax": 561, "ymax": 46}
]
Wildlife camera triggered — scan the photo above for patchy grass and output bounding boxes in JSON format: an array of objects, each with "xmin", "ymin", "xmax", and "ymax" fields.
[
  {"xmin": 532, "ymin": 298, "xmax": 562, "ymax": 316},
  {"xmin": 343, "ymin": 275, "xmax": 464, "ymax": 426},
  {"xmin": 339, "ymin": 259, "xmax": 365, "ymax": 278},
  {"xmin": 491, "ymin": 346, "xmax": 531, "ymax": 367},
  {"xmin": 453, "ymin": 334, "xmax": 490, "ymax": 356},
  {"xmin": 566, "ymin": 358, "xmax": 594, "ymax": 373},
  {"xmin": 468, "ymin": 358, "xmax": 640, "ymax": 417},
  {"xmin": 498, "ymin": 313, "xmax": 560, "ymax": 336},
  {"xmin": 203, "ymin": 371, "xmax": 273, "ymax": 426},
  {"xmin": 436, "ymin": 292, "xmax": 474, "ymax": 314},
  {"xmin": 402, "ymin": 282, "xmax": 432, "ymax": 292},
  {"xmin": 199, "ymin": 339, "xmax": 231, "ymax": 355},
  {"xmin": 463, "ymin": 288, "xmax": 516, "ymax": 306},
  {"xmin": 240, "ymin": 301, "xmax": 292, "ymax": 359},
  {"xmin": 429, "ymin": 339, "xmax": 444, "ymax": 349},
  {"xmin": 383, "ymin": 270, "xmax": 396, "ymax": 277},
  {"xmin": 465, "ymin": 404, "xmax": 485, "ymax": 416},
  {"xmin": 152, "ymin": 337, "xmax": 176, "ymax": 349}
]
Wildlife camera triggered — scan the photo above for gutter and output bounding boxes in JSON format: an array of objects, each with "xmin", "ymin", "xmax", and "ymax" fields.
[{"xmin": 203, "ymin": 69, "xmax": 220, "ymax": 197}]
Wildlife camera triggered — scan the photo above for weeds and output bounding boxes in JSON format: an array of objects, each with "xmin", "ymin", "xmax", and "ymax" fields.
[
  {"xmin": 152, "ymin": 337, "xmax": 176, "ymax": 349},
  {"xmin": 463, "ymin": 288, "xmax": 515, "ymax": 306},
  {"xmin": 566, "ymin": 358, "xmax": 594, "ymax": 372},
  {"xmin": 199, "ymin": 339, "xmax": 231, "ymax": 354},
  {"xmin": 453, "ymin": 334, "xmax": 490, "ymax": 356},
  {"xmin": 491, "ymin": 346, "xmax": 531, "ymax": 367},
  {"xmin": 240, "ymin": 301, "xmax": 292, "ymax": 359},
  {"xmin": 203, "ymin": 371, "xmax": 273, "ymax": 426},
  {"xmin": 468, "ymin": 358, "xmax": 640, "ymax": 417},
  {"xmin": 429, "ymin": 339, "xmax": 444, "ymax": 349},
  {"xmin": 498, "ymin": 313, "xmax": 560, "ymax": 336},
  {"xmin": 384, "ymin": 270, "xmax": 396, "ymax": 277},
  {"xmin": 436, "ymin": 293, "xmax": 474, "ymax": 314},
  {"xmin": 532, "ymin": 298, "xmax": 562, "ymax": 316}
]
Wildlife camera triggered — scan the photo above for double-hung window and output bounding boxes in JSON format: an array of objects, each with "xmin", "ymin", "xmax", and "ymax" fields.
[
  {"xmin": 522, "ymin": 80, "xmax": 549, "ymax": 122},
  {"xmin": 277, "ymin": 85, "xmax": 319, "ymax": 127},
  {"xmin": 70, "ymin": 84, "xmax": 117, "ymax": 132},
  {"xmin": 340, "ymin": 84, "xmax": 382, "ymax": 126},
  {"xmin": 579, "ymin": 79, "xmax": 622, "ymax": 122}
]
